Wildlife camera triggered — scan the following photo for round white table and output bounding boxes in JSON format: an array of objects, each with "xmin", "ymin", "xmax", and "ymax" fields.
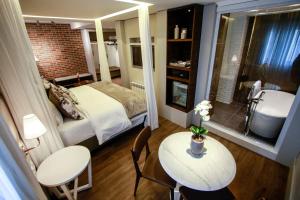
[
  {"xmin": 158, "ymin": 132, "xmax": 236, "ymax": 192},
  {"xmin": 37, "ymin": 146, "xmax": 92, "ymax": 200}
]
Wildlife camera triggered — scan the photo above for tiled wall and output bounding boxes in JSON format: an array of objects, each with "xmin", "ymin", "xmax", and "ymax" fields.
[
  {"xmin": 216, "ymin": 15, "xmax": 248, "ymax": 104},
  {"xmin": 26, "ymin": 23, "xmax": 88, "ymax": 79}
]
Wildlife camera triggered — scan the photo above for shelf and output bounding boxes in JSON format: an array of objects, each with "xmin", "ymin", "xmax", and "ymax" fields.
[
  {"xmin": 167, "ymin": 65, "xmax": 191, "ymax": 71},
  {"xmin": 167, "ymin": 76, "xmax": 189, "ymax": 83},
  {"xmin": 167, "ymin": 39, "xmax": 192, "ymax": 42},
  {"xmin": 166, "ymin": 4, "xmax": 203, "ymax": 113}
]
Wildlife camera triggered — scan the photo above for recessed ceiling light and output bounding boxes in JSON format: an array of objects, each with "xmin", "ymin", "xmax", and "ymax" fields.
[
  {"xmin": 116, "ymin": 0, "xmax": 153, "ymax": 6},
  {"xmin": 23, "ymin": 0, "xmax": 154, "ymax": 22},
  {"xmin": 249, "ymin": 9, "xmax": 259, "ymax": 12},
  {"xmin": 22, "ymin": 15, "xmax": 94, "ymax": 21},
  {"xmin": 98, "ymin": 5, "xmax": 141, "ymax": 20},
  {"xmin": 289, "ymin": 4, "xmax": 300, "ymax": 7},
  {"xmin": 98, "ymin": 0, "xmax": 153, "ymax": 20}
]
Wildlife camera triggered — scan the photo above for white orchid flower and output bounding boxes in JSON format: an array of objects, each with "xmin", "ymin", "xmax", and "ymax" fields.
[
  {"xmin": 194, "ymin": 100, "xmax": 212, "ymax": 119},
  {"xmin": 200, "ymin": 101, "xmax": 212, "ymax": 109},
  {"xmin": 202, "ymin": 115, "xmax": 210, "ymax": 121},
  {"xmin": 194, "ymin": 107, "xmax": 200, "ymax": 115},
  {"xmin": 199, "ymin": 110, "xmax": 209, "ymax": 116},
  {"xmin": 200, "ymin": 100, "xmax": 211, "ymax": 106},
  {"xmin": 198, "ymin": 104, "xmax": 210, "ymax": 110}
]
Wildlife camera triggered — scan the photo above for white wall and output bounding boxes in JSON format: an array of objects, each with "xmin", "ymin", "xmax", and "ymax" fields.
[
  {"xmin": 81, "ymin": 29, "xmax": 97, "ymax": 81},
  {"xmin": 116, "ymin": 11, "xmax": 190, "ymax": 127},
  {"xmin": 91, "ymin": 42, "xmax": 100, "ymax": 71},
  {"xmin": 115, "ymin": 21, "xmax": 130, "ymax": 87},
  {"xmin": 123, "ymin": 14, "xmax": 156, "ymax": 85},
  {"xmin": 216, "ymin": 14, "xmax": 248, "ymax": 104},
  {"xmin": 276, "ymin": 87, "xmax": 300, "ymax": 166},
  {"xmin": 154, "ymin": 11, "xmax": 191, "ymax": 127},
  {"xmin": 193, "ymin": 4, "xmax": 218, "ymax": 125},
  {"xmin": 200, "ymin": 0, "xmax": 300, "ymax": 166}
]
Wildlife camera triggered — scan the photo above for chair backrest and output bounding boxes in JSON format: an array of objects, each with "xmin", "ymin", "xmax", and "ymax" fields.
[{"xmin": 131, "ymin": 126, "xmax": 151, "ymax": 162}]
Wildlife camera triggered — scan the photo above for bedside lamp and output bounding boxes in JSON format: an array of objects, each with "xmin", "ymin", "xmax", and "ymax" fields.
[{"xmin": 23, "ymin": 114, "xmax": 46, "ymax": 153}]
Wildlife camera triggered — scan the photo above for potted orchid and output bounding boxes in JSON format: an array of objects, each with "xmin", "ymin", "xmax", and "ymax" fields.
[{"xmin": 190, "ymin": 100, "xmax": 212, "ymax": 155}]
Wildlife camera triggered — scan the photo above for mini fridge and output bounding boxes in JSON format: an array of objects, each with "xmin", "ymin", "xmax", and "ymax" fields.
[{"xmin": 172, "ymin": 81, "xmax": 188, "ymax": 107}]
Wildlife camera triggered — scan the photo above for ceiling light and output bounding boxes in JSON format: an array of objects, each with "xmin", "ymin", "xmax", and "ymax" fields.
[
  {"xmin": 248, "ymin": 9, "xmax": 259, "ymax": 12},
  {"xmin": 23, "ymin": 0, "xmax": 154, "ymax": 22},
  {"xmin": 98, "ymin": 5, "xmax": 141, "ymax": 20},
  {"xmin": 116, "ymin": 0, "xmax": 153, "ymax": 6},
  {"xmin": 289, "ymin": 4, "xmax": 300, "ymax": 7},
  {"xmin": 22, "ymin": 15, "xmax": 94, "ymax": 22},
  {"xmin": 291, "ymin": 8, "xmax": 300, "ymax": 12}
]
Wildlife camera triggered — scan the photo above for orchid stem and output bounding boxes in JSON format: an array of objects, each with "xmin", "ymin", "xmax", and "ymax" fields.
[{"xmin": 199, "ymin": 117, "xmax": 202, "ymax": 128}]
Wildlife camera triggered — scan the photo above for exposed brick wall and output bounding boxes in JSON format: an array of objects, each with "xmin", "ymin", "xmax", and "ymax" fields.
[{"xmin": 26, "ymin": 23, "xmax": 88, "ymax": 79}]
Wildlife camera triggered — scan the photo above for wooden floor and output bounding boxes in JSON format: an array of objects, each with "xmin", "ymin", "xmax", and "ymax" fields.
[{"xmin": 75, "ymin": 117, "xmax": 288, "ymax": 200}]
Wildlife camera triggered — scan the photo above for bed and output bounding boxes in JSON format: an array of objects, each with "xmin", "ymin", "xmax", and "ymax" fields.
[{"xmin": 53, "ymin": 81, "xmax": 147, "ymax": 147}]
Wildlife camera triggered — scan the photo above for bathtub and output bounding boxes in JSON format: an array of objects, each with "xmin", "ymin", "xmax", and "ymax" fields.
[{"xmin": 249, "ymin": 90, "xmax": 295, "ymax": 138}]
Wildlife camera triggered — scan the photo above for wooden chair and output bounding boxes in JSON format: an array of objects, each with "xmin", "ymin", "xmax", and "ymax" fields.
[
  {"xmin": 130, "ymin": 126, "xmax": 176, "ymax": 199},
  {"xmin": 179, "ymin": 186, "xmax": 235, "ymax": 200}
]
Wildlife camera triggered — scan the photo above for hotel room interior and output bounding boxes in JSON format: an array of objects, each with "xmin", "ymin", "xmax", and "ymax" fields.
[{"xmin": 1, "ymin": 0, "xmax": 300, "ymax": 199}]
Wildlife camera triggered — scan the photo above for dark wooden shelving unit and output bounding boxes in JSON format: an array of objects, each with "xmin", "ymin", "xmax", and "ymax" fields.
[
  {"xmin": 166, "ymin": 4, "xmax": 203, "ymax": 112},
  {"xmin": 167, "ymin": 65, "xmax": 191, "ymax": 71},
  {"xmin": 166, "ymin": 76, "xmax": 189, "ymax": 83},
  {"xmin": 167, "ymin": 38, "xmax": 193, "ymax": 42}
]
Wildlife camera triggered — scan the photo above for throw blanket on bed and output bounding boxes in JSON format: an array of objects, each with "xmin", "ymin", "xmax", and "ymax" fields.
[
  {"xmin": 88, "ymin": 81, "xmax": 147, "ymax": 119},
  {"xmin": 69, "ymin": 85, "xmax": 131, "ymax": 145}
]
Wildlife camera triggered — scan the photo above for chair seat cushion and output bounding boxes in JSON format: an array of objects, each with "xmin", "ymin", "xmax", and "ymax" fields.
[
  {"xmin": 142, "ymin": 151, "xmax": 176, "ymax": 189},
  {"xmin": 180, "ymin": 186, "xmax": 235, "ymax": 200}
]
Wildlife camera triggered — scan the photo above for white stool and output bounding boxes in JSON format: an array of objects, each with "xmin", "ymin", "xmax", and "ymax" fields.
[{"xmin": 37, "ymin": 146, "xmax": 92, "ymax": 200}]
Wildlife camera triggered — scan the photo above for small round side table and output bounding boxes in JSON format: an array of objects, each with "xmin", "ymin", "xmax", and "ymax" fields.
[
  {"xmin": 159, "ymin": 132, "xmax": 236, "ymax": 191},
  {"xmin": 36, "ymin": 146, "xmax": 92, "ymax": 200}
]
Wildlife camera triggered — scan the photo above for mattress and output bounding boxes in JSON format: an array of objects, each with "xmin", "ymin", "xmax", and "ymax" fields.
[
  {"xmin": 59, "ymin": 112, "xmax": 146, "ymax": 146},
  {"xmin": 58, "ymin": 117, "xmax": 95, "ymax": 146},
  {"xmin": 58, "ymin": 85, "xmax": 147, "ymax": 146}
]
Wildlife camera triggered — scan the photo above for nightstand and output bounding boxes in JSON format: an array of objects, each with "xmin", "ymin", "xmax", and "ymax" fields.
[{"xmin": 36, "ymin": 146, "xmax": 92, "ymax": 200}]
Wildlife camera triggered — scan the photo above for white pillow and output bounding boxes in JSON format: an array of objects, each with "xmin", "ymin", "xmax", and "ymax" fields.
[{"xmin": 48, "ymin": 100, "xmax": 63, "ymax": 125}]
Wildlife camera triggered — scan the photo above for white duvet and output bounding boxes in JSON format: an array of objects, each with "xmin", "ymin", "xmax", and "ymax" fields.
[{"xmin": 69, "ymin": 85, "xmax": 131, "ymax": 145}]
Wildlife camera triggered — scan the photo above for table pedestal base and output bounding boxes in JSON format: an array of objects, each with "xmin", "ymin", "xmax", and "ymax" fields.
[
  {"xmin": 172, "ymin": 183, "xmax": 181, "ymax": 200},
  {"xmin": 51, "ymin": 160, "xmax": 92, "ymax": 200}
]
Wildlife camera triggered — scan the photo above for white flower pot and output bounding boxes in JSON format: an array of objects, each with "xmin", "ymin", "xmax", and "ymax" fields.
[{"xmin": 190, "ymin": 136, "xmax": 204, "ymax": 155}]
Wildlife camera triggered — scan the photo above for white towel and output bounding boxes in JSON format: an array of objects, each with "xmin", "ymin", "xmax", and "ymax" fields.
[{"xmin": 248, "ymin": 80, "xmax": 261, "ymax": 99}]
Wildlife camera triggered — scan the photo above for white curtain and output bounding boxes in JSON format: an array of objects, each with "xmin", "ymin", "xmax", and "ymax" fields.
[
  {"xmin": 0, "ymin": 117, "xmax": 47, "ymax": 200},
  {"xmin": 138, "ymin": 6, "xmax": 159, "ymax": 130},
  {"xmin": 0, "ymin": 93, "xmax": 37, "ymax": 174},
  {"xmin": 0, "ymin": 0, "xmax": 64, "ymax": 164},
  {"xmin": 104, "ymin": 42, "xmax": 120, "ymax": 67},
  {"xmin": 115, "ymin": 21, "xmax": 130, "ymax": 88},
  {"xmin": 95, "ymin": 19, "xmax": 112, "ymax": 81},
  {"xmin": 81, "ymin": 29, "xmax": 97, "ymax": 81}
]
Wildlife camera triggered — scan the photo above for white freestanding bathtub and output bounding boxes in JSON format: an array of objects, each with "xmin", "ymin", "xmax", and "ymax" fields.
[{"xmin": 249, "ymin": 90, "xmax": 295, "ymax": 138}]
